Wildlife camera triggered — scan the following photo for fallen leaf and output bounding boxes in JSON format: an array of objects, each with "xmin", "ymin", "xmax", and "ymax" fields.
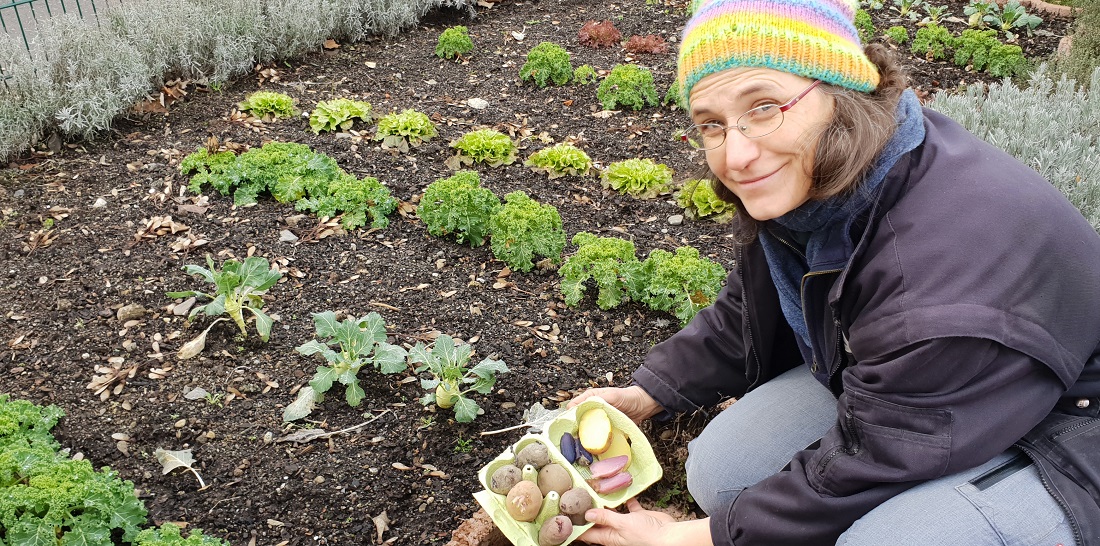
[
  {"xmin": 177, "ymin": 330, "xmax": 207, "ymax": 360},
  {"xmin": 372, "ymin": 511, "xmax": 390, "ymax": 544},
  {"xmin": 323, "ymin": 39, "xmax": 340, "ymax": 50},
  {"xmin": 154, "ymin": 447, "xmax": 206, "ymax": 487}
]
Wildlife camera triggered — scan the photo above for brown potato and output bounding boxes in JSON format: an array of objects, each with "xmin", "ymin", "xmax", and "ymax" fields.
[
  {"xmin": 490, "ymin": 464, "xmax": 522, "ymax": 495},
  {"xmin": 516, "ymin": 442, "xmax": 551, "ymax": 469},
  {"xmin": 505, "ymin": 480, "xmax": 543, "ymax": 522},
  {"xmin": 558, "ymin": 488, "xmax": 594, "ymax": 526},
  {"xmin": 538, "ymin": 515, "xmax": 574, "ymax": 546},
  {"xmin": 537, "ymin": 463, "xmax": 573, "ymax": 496}
]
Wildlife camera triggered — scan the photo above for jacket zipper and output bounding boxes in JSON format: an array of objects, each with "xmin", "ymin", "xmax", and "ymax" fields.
[
  {"xmin": 800, "ymin": 269, "xmax": 843, "ymax": 372},
  {"xmin": 738, "ymin": 246, "xmax": 764, "ymax": 384},
  {"xmin": 1015, "ymin": 443, "xmax": 1084, "ymax": 546},
  {"xmin": 1050, "ymin": 417, "xmax": 1098, "ymax": 440},
  {"xmin": 817, "ymin": 409, "xmax": 861, "ymax": 476}
]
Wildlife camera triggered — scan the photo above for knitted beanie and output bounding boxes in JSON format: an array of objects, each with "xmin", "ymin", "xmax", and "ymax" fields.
[{"xmin": 678, "ymin": 0, "xmax": 880, "ymax": 106}]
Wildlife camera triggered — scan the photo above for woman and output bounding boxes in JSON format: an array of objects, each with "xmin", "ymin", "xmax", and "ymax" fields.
[{"xmin": 569, "ymin": 0, "xmax": 1100, "ymax": 543}]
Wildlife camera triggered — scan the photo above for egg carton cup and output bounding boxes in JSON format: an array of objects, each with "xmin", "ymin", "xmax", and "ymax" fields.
[{"xmin": 473, "ymin": 397, "xmax": 663, "ymax": 546}]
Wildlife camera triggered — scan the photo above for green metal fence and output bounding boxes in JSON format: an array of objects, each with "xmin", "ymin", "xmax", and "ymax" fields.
[{"xmin": 1, "ymin": 0, "xmax": 123, "ymax": 52}]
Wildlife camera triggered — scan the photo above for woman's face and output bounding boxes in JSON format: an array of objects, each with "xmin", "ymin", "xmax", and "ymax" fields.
[{"xmin": 689, "ymin": 68, "xmax": 834, "ymax": 221}]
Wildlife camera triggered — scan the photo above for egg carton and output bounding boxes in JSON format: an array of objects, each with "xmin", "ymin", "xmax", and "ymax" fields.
[{"xmin": 473, "ymin": 397, "xmax": 663, "ymax": 546}]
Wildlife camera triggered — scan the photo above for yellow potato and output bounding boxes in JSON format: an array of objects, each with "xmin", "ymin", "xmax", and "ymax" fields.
[
  {"xmin": 597, "ymin": 430, "xmax": 632, "ymax": 466},
  {"xmin": 577, "ymin": 408, "xmax": 613, "ymax": 455}
]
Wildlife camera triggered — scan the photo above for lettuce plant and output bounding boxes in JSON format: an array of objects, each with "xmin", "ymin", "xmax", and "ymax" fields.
[
  {"xmin": 525, "ymin": 143, "xmax": 594, "ymax": 179},
  {"xmin": 601, "ymin": 158, "xmax": 673, "ymax": 198},
  {"xmin": 436, "ymin": 25, "xmax": 474, "ymax": 59},
  {"xmin": 167, "ymin": 255, "xmax": 281, "ymax": 357},
  {"xmin": 237, "ymin": 90, "xmax": 297, "ymax": 119},
  {"xmin": 559, "ymin": 232, "xmax": 646, "ymax": 310},
  {"xmin": 597, "ymin": 64, "xmax": 659, "ymax": 111},
  {"xmin": 419, "ymin": 171, "xmax": 502, "ymax": 247},
  {"xmin": 489, "ymin": 191, "xmax": 567, "ymax": 272},
  {"xmin": 676, "ymin": 178, "xmax": 735, "ymax": 222},
  {"xmin": 573, "ymin": 64, "xmax": 598, "ymax": 85},
  {"xmin": 375, "ymin": 109, "xmax": 438, "ymax": 152},
  {"xmin": 309, "ymin": 98, "xmax": 372, "ymax": 134},
  {"xmin": 134, "ymin": 523, "xmax": 230, "ymax": 546},
  {"xmin": 446, "ymin": 128, "xmax": 518, "ymax": 169},
  {"xmin": 623, "ymin": 34, "xmax": 669, "ymax": 54},
  {"xmin": 412, "ymin": 334, "xmax": 508, "ymax": 423},
  {"xmin": 640, "ymin": 246, "xmax": 727, "ymax": 325},
  {"xmin": 285, "ymin": 311, "xmax": 409, "ymax": 420},
  {"xmin": 520, "ymin": 42, "xmax": 573, "ymax": 88},
  {"xmin": 578, "ymin": 20, "xmax": 621, "ymax": 48}
]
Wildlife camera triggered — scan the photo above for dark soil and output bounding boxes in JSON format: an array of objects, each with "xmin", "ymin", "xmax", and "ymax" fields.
[{"xmin": 0, "ymin": 0, "xmax": 1072, "ymax": 544}]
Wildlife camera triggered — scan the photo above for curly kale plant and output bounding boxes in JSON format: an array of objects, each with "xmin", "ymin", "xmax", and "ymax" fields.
[
  {"xmin": 181, "ymin": 142, "xmax": 397, "ymax": 229},
  {"xmin": 412, "ymin": 334, "xmax": 508, "ymax": 423},
  {"xmin": 885, "ymin": 25, "xmax": 910, "ymax": 44},
  {"xmin": 676, "ymin": 178, "xmax": 735, "ymax": 222},
  {"xmin": 489, "ymin": 191, "xmax": 567, "ymax": 272},
  {"xmin": 912, "ymin": 24, "xmax": 953, "ymax": 60},
  {"xmin": 641, "ymin": 246, "xmax": 727, "ymax": 325},
  {"xmin": 559, "ymin": 232, "xmax": 646, "ymax": 310},
  {"xmin": 597, "ymin": 64, "xmax": 659, "ymax": 111},
  {"xmin": 573, "ymin": 64, "xmax": 598, "ymax": 85},
  {"xmin": 284, "ymin": 311, "xmax": 409, "ymax": 421},
  {"xmin": 855, "ymin": 9, "xmax": 876, "ymax": 44},
  {"xmin": 309, "ymin": 98, "xmax": 372, "ymax": 134},
  {"xmin": 525, "ymin": 143, "xmax": 594, "ymax": 179},
  {"xmin": 375, "ymin": 109, "xmax": 438, "ymax": 152},
  {"xmin": 238, "ymin": 90, "xmax": 297, "ymax": 119},
  {"xmin": 664, "ymin": 79, "xmax": 687, "ymax": 109},
  {"xmin": 436, "ymin": 25, "xmax": 474, "ymax": 59},
  {"xmin": 167, "ymin": 255, "xmax": 281, "ymax": 357},
  {"xmin": 446, "ymin": 128, "xmax": 518, "ymax": 169},
  {"xmin": 601, "ymin": 158, "xmax": 673, "ymax": 198},
  {"xmin": 520, "ymin": 42, "xmax": 573, "ymax": 88},
  {"xmin": 419, "ymin": 171, "xmax": 501, "ymax": 247},
  {"xmin": 986, "ymin": 43, "xmax": 1028, "ymax": 77},
  {"xmin": 135, "ymin": 523, "xmax": 230, "ymax": 546}
]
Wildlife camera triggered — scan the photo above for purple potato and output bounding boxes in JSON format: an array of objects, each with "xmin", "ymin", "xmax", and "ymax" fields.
[{"xmin": 559, "ymin": 432, "xmax": 577, "ymax": 464}]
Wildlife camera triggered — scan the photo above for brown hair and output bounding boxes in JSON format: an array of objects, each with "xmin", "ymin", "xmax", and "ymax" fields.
[{"xmin": 707, "ymin": 44, "xmax": 910, "ymax": 242}]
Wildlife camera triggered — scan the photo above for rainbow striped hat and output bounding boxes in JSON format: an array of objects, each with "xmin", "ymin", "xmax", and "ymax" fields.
[{"xmin": 678, "ymin": 0, "xmax": 880, "ymax": 106}]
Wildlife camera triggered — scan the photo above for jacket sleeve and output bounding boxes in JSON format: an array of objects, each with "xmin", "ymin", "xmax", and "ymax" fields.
[
  {"xmin": 632, "ymin": 266, "xmax": 753, "ymax": 418},
  {"xmin": 711, "ymin": 336, "xmax": 1066, "ymax": 545}
]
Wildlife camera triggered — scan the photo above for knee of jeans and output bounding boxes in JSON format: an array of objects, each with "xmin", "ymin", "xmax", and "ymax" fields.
[{"xmin": 685, "ymin": 436, "xmax": 752, "ymax": 516}]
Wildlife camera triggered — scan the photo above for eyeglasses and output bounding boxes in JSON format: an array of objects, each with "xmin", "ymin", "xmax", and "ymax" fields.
[{"xmin": 679, "ymin": 80, "xmax": 822, "ymax": 151}]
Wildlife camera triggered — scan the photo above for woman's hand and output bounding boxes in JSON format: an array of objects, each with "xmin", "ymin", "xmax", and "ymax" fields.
[
  {"xmin": 567, "ymin": 385, "xmax": 662, "ymax": 424},
  {"xmin": 579, "ymin": 498, "xmax": 713, "ymax": 546}
]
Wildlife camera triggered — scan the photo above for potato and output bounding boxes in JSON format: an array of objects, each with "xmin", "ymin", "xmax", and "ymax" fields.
[
  {"xmin": 559, "ymin": 432, "xmax": 577, "ymax": 464},
  {"xmin": 577, "ymin": 408, "xmax": 613, "ymax": 454},
  {"xmin": 558, "ymin": 488, "xmax": 594, "ymax": 526},
  {"xmin": 598, "ymin": 430, "xmax": 631, "ymax": 466},
  {"xmin": 538, "ymin": 515, "xmax": 574, "ymax": 546},
  {"xmin": 516, "ymin": 442, "xmax": 551, "ymax": 469},
  {"xmin": 505, "ymin": 480, "xmax": 543, "ymax": 522},
  {"xmin": 537, "ymin": 463, "xmax": 573, "ymax": 496},
  {"xmin": 489, "ymin": 464, "xmax": 522, "ymax": 495}
]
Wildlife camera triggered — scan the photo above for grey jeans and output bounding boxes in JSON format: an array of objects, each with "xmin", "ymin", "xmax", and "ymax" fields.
[{"xmin": 684, "ymin": 365, "xmax": 1076, "ymax": 545}]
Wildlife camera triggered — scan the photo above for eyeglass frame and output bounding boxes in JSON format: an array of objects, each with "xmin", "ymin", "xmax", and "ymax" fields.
[{"xmin": 679, "ymin": 79, "xmax": 823, "ymax": 151}]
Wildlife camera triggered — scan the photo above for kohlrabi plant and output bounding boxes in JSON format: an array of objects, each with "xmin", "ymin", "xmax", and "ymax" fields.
[
  {"xmin": 890, "ymin": 0, "xmax": 923, "ymax": 21},
  {"xmin": 559, "ymin": 232, "xmax": 646, "ymax": 310},
  {"xmin": 167, "ymin": 255, "xmax": 282, "ymax": 359},
  {"xmin": 524, "ymin": 143, "xmax": 594, "ymax": 179},
  {"xmin": 489, "ymin": 191, "xmax": 567, "ymax": 272},
  {"xmin": 375, "ymin": 109, "xmax": 438, "ymax": 152},
  {"xmin": 436, "ymin": 25, "xmax": 474, "ymax": 60},
  {"xmin": 597, "ymin": 64, "xmax": 659, "ymax": 111},
  {"xmin": 309, "ymin": 98, "xmax": 372, "ymax": 134},
  {"xmin": 411, "ymin": 334, "xmax": 508, "ymax": 423},
  {"xmin": 640, "ymin": 246, "xmax": 727, "ymax": 325},
  {"xmin": 920, "ymin": 4, "xmax": 949, "ymax": 26},
  {"xmin": 419, "ymin": 171, "xmax": 502, "ymax": 247},
  {"xmin": 601, "ymin": 158, "xmax": 673, "ymax": 198},
  {"xmin": 237, "ymin": 90, "xmax": 297, "ymax": 119},
  {"xmin": 676, "ymin": 178, "xmax": 735, "ymax": 222},
  {"xmin": 964, "ymin": 0, "xmax": 996, "ymax": 28},
  {"xmin": 445, "ymin": 128, "xmax": 518, "ymax": 169},
  {"xmin": 520, "ymin": 42, "xmax": 573, "ymax": 88},
  {"xmin": 283, "ymin": 311, "xmax": 409, "ymax": 421},
  {"xmin": 986, "ymin": 0, "xmax": 1042, "ymax": 36},
  {"xmin": 573, "ymin": 64, "xmax": 598, "ymax": 85}
]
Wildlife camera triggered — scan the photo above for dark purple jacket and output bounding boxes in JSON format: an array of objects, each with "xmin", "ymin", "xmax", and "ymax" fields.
[{"xmin": 634, "ymin": 108, "xmax": 1100, "ymax": 545}]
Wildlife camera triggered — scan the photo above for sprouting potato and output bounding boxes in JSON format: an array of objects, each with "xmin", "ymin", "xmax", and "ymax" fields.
[
  {"xmin": 516, "ymin": 442, "xmax": 551, "ymax": 469},
  {"xmin": 506, "ymin": 480, "xmax": 543, "ymax": 522},
  {"xmin": 537, "ymin": 463, "xmax": 573, "ymax": 496},
  {"xmin": 490, "ymin": 464, "xmax": 522, "ymax": 495},
  {"xmin": 558, "ymin": 488, "xmax": 594, "ymax": 526},
  {"xmin": 538, "ymin": 515, "xmax": 573, "ymax": 546}
]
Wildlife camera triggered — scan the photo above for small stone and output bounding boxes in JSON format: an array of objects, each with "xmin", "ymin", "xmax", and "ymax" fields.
[
  {"xmin": 279, "ymin": 230, "xmax": 299, "ymax": 243},
  {"xmin": 668, "ymin": 214, "xmax": 684, "ymax": 226},
  {"xmin": 13, "ymin": 189, "xmax": 24, "ymax": 199},
  {"xmin": 56, "ymin": 299, "xmax": 72, "ymax": 311},
  {"xmin": 92, "ymin": 197, "xmax": 107, "ymax": 208},
  {"xmin": 467, "ymin": 98, "xmax": 489, "ymax": 110},
  {"xmin": 313, "ymin": 475, "xmax": 325, "ymax": 484},
  {"xmin": 116, "ymin": 304, "xmax": 146, "ymax": 322}
]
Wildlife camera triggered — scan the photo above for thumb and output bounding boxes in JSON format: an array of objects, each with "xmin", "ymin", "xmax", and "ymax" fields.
[{"xmin": 624, "ymin": 497, "xmax": 645, "ymax": 512}]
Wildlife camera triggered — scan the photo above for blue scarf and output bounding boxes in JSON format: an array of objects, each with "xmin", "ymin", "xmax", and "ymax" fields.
[{"xmin": 757, "ymin": 90, "xmax": 926, "ymax": 350}]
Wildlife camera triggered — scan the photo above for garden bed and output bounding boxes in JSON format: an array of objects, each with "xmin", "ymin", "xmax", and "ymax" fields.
[{"xmin": 0, "ymin": 0, "xmax": 1073, "ymax": 544}]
